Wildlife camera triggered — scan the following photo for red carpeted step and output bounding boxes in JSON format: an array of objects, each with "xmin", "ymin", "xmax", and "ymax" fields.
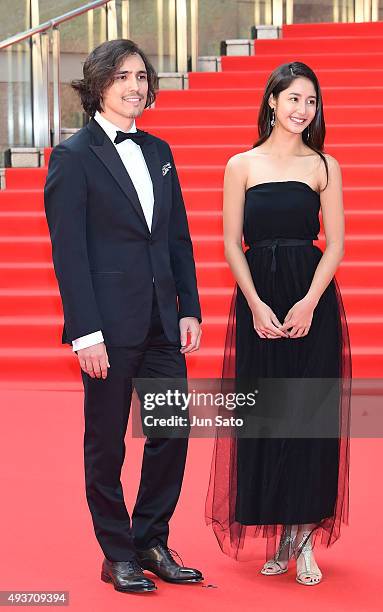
[
  {"xmin": 0, "ymin": 346, "xmax": 378, "ymax": 381},
  {"xmin": 1, "ymin": 314, "xmax": 381, "ymax": 350},
  {"xmin": 0, "ymin": 234, "xmax": 383, "ymax": 263},
  {"xmin": 158, "ymin": 70, "xmax": 383, "ymax": 94},
  {"xmin": 0, "ymin": 263, "xmax": 57, "ymax": 287},
  {"xmin": 0, "ymin": 212, "xmax": 49, "ymax": 236},
  {"xmin": 188, "ymin": 210, "xmax": 383, "ymax": 237},
  {"xmin": 1, "ymin": 19, "xmax": 382, "ymax": 385},
  {"xmin": 0, "ymin": 348, "xmax": 79, "ymax": 382},
  {"xmin": 145, "ymin": 125, "xmax": 383, "ymax": 145},
  {"xmin": 191, "ymin": 235, "xmax": 383, "ymax": 264},
  {"xmin": 186, "ymin": 348, "xmax": 383, "ymax": 378},
  {"xmin": 345, "ymin": 211, "xmax": 383, "ymax": 234},
  {"xmin": 0, "ymin": 286, "xmax": 382, "ymax": 321},
  {"xmin": 0, "ymin": 316, "xmax": 64, "ymax": 347},
  {"xmin": 282, "ymin": 21, "xmax": 383, "ymax": 38},
  {"xmin": 5, "ymin": 168, "xmax": 47, "ymax": 189},
  {"xmin": 341, "ymin": 289, "xmax": 383, "ymax": 317},
  {"xmin": 191, "ymin": 315, "xmax": 383, "ymax": 348},
  {"xmin": 195, "ymin": 261, "xmax": 383, "ymax": 290},
  {"xmin": 0, "ymin": 237, "xmax": 51, "ymax": 262},
  {"xmin": 0, "ymin": 189, "xmax": 44, "ymax": 211},
  {"xmin": 171, "ymin": 144, "xmax": 382, "ymax": 166},
  {"xmin": 253, "ymin": 36, "xmax": 383, "ymax": 54},
  {"xmin": 157, "ymin": 86, "xmax": 383, "ymax": 105},
  {"xmin": 2, "ymin": 259, "xmax": 382, "ymax": 293},
  {"xmin": 199, "ymin": 286, "xmax": 383, "ymax": 318},
  {"xmin": 348, "ymin": 317, "xmax": 383, "ymax": 347},
  {"xmin": 2, "ymin": 187, "xmax": 381, "ymax": 221},
  {"xmin": 183, "ymin": 188, "xmax": 383, "ymax": 212},
  {"xmin": 175, "ymin": 165, "xmax": 383, "ymax": 188},
  {"xmin": 0, "ymin": 188, "xmax": 383, "ymax": 224},
  {"xmin": 0, "ymin": 289, "xmax": 63, "ymax": 316},
  {"xmin": 220, "ymin": 53, "xmax": 383, "ymax": 71},
  {"xmin": 140, "ymin": 105, "xmax": 383, "ymax": 127},
  {"xmin": 336, "ymin": 262, "xmax": 383, "ymax": 287},
  {"xmin": 214, "ymin": 65, "xmax": 383, "ymax": 88},
  {"xmin": 42, "ymin": 144, "xmax": 383, "ymax": 167}
]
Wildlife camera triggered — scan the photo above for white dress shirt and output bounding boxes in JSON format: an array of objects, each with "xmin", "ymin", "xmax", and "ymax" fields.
[{"xmin": 72, "ymin": 111, "xmax": 155, "ymax": 352}]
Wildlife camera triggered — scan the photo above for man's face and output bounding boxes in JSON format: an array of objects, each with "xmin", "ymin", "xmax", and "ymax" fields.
[{"xmin": 101, "ymin": 53, "xmax": 149, "ymax": 126}]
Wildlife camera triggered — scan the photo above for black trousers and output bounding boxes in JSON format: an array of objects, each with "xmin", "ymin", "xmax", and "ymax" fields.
[{"xmin": 81, "ymin": 291, "xmax": 188, "ymax": 561}]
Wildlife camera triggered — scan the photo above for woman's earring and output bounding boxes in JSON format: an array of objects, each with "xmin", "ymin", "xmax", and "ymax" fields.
[
  {"xmin": 271, "ymin": 108, "xmax": 275, "ymax": 127},
  {"xmin": 307, "ymin": 124, "xmax": 310, "ymax": 139}
]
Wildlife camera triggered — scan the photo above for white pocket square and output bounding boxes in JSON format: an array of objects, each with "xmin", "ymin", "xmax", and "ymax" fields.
[{"xmin": 162, "ymin": 162, "xmax": 172, "ymax": 176}]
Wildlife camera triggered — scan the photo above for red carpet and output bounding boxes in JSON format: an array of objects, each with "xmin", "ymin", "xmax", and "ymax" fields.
[
  {"xmin": 0, "ymin": 20, "xmax": 383, "ymax": 609},
  {"xmin": 0, "ymin": 389, "xmax": 382, "ymax": 611},
  {"xmin": 1, "ymin": 21, "xmax": 383, "ymax": 384}
]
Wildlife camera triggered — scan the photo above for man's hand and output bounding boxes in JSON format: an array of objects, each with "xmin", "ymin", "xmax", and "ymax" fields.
[
  {"xmin": 77, "ymin": 342, "xmax": 110, "ymax": 379},
  {"xmin": 179, "ymin": 317, "xmax": 201, "ymax": 354}
]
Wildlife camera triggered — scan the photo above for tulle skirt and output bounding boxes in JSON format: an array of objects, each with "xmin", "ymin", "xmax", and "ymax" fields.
[{"xmin": 205, "ymin": 246, "xmax": 351, "ymax": 562}]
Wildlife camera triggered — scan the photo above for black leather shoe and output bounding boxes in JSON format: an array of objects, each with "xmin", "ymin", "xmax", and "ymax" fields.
[
  {"xmin": 101, "ymin": 558, "xmax": 157, "ymax": 593},
  {"xmin": 136, "ymin": 543, "xmax": 203, "ymax": 584}
]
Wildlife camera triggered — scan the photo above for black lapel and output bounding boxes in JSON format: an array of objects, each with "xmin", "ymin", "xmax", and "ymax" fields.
[
  {"xmin": 139, "ymin": 137, "xmax": 163, "ymax": 233},
  {"xmin": 87, "ymin": 118, "xmax": 149, "ymax": 232}
]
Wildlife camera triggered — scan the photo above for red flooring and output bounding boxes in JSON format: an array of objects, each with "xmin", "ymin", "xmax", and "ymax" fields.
[{"xmin": 0, "ymin": 389, "xmax": 382, "ymax": 611}]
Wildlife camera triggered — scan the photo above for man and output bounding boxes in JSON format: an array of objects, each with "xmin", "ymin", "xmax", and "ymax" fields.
[{"xmin": 44, "ymin": 39, "xmax": 203, "ymax": 594}]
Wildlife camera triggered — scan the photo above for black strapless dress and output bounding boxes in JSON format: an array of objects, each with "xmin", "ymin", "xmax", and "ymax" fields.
[{"xmin": 206, "ymin": 181, "xmax": 351, "ymax": 561}]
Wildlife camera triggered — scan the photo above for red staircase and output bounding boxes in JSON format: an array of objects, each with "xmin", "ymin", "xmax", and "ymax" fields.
[{"xmin": 1, "ymin": 20, "xmax": 383, "ymax": 387}]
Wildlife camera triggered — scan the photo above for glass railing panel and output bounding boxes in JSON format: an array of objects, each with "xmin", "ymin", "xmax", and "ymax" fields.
[
  {"xmin": 127, "ymin": 0, "xmax": 177, "ymax": 72},
  {"xmin": 0, "ymin": 0, "xmax": 31, "ymax": 39},
  {"xmin": 0, "ymin": 39, "xmax": 32, "ymax": 150},
  {"xmin": 291, "ymin": 0, "xmax": 354, "ymax": 24},
  {"xmin": 38, "ymin": 0, "xmax": 85, "ymax": 22},
  {"xmin": 54, "ymin": 7, "xmax": 108, "ymax": 131},
  {"xmin": 196, "ymin": 0, "xmax": 272, "ymax": 57}
]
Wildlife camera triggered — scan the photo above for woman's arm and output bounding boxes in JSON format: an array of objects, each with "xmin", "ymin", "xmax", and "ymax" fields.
[
  {"xmin": 281, "ymin": 154, "xmax": 345, "ymax": 338},
  {"xmin": 223, "ymin": 155, "xmax": 260, "ymax": 307},
  {"xmin": 305, "ymin": 154, "xmax": 345, "ymax": 307}
]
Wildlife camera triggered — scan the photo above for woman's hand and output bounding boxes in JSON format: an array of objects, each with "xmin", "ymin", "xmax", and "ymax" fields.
[
  {"xmin": 280, "ymin": 297, "xmax": 316, "ymax": 338},
  {"xmin": 250, "ymin": 300, "xmax": 290, "ymax": 339}
]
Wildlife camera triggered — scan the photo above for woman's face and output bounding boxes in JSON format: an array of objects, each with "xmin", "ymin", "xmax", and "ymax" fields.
[{"xmin": 270, "ymin": 76, "xmax": 318, "ymax": 136}]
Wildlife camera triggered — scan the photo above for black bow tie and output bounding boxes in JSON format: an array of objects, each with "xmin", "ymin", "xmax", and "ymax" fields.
[{"xmin": 114, "ymin": 130, "xmax": 147, "ymax": 146}]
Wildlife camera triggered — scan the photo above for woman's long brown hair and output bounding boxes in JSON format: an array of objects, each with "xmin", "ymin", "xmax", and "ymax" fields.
[{"xmin": 254, "ymin": 61, "xmax": 329, "ymax": 190}]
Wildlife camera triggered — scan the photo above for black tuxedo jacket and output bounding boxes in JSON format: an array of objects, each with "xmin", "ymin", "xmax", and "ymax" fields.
[{"xmin": 44, "ymin": 118, "xmax": 201, "ymax": 347}]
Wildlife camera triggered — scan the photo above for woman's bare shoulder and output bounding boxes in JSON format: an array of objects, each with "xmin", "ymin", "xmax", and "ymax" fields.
[
  {"xmin": 225, "ymin": 148, "xmax": 262, "ymax": 171},
  {"xmin": 318, "ymin": 152, "xmax": 342, "ymax": 188},
  {"xmin": 225, "ymin": 151, "xmax": 252, "ymax": 181},
  {"xmin": 322, "ymin": 152, "xmax": 341, "ymax": 169}
]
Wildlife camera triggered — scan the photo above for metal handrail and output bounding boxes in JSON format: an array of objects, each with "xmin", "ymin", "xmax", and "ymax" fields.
[
  {"xmin": 1, "ymin": 0, "xmax": 197, "ymax": 149},
  {"xmin": 0, "ymin": 1, "xmax": 118, "ymax": 148},
  {"xmin": 0, "ymin": 0, "xmax": 110, "ymax": 50}
]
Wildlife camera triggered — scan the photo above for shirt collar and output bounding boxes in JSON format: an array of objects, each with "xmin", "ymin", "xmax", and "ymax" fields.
[{"xmin": 94, "ymin": 111, "xmax": 137, "ymax": 144}]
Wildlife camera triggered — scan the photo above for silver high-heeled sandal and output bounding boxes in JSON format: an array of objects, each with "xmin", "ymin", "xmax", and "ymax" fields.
[
  {"xmin": 295, "ymin": 531, "xmax": 323, "ymax": 586},
  {"xmin": 261, "ymin": 528, "xmax": 296, "ymax": 576}
]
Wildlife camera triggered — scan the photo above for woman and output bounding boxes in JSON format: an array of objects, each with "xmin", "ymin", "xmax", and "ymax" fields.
[{"xmin": 206, "ymin": 61, "xmax": 351, "ymax": 586}]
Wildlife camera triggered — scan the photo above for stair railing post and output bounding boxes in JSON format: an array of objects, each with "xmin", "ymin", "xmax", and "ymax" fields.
[
  {"xmin": 175, "ymin": 0, "xmax": 188, "ymax": 73},
  {"xmin": 51, "ymin": 26, "xmax": 61, "ymax": 147},
  {"xmin": 106, "ymin": 1, "xmax": 118, "ymax": 40},
  {"xmin": 272, "ymin": 0, "xmax": 283, "ymax": 27},
  {"xmin": 190, "ymin": 0, "xmax": 198, "ymax": 72}
]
